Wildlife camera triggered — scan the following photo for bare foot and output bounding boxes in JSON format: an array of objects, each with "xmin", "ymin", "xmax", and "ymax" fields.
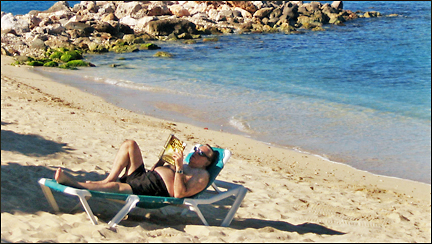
[{"xmin": 55, "ymin": 168, "xmax": 81, "ymax": 188}]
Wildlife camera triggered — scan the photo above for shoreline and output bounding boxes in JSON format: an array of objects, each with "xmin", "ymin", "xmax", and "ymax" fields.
[
  {"xmin": 2, "ymin": 55, "xmax": 431, "ymax": 242},
  {"xmin": 33, "ymin": 57, "xmax": 431, "ymax": 185},
  {"xmin": 2, "ymin": 53, "xmax": 430, "ymax": 200}
]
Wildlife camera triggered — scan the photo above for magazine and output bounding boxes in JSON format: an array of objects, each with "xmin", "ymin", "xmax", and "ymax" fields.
[{"xmin": 159, "ymin": 134, "xmax": 186, "ymax": 165}]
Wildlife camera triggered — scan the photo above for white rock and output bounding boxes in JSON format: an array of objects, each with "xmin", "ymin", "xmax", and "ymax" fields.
[
  {"xmin": 1, "ymin": 13, "xmax": 29, "ymax": 33},
  {"xmin": 120, "ymin": 16, "xmax": 138, "ymax": 26}
]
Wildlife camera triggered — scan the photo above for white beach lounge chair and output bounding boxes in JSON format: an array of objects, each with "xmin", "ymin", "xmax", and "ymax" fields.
[{"xmin": 38, "ymin": 145, "xmax": 247, "ymax": 227}]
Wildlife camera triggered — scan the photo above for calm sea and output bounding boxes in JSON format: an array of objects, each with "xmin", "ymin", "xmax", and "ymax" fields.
[{"xmin": 2, "ymin": 1, "xmax": 431, "ymax": 184}]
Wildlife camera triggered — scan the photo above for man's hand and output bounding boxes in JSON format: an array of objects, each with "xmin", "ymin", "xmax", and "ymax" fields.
[{"xmin": 172, "ymin": 150, "xmax": 184, "ymax": 169}]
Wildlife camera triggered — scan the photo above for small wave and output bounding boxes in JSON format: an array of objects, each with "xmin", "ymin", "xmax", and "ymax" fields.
[
  {"xmin": 229, "ymin": 117, "xmax": 254, "ymax": 134},
  {"xmin": 84, "ymin": 75, "xmax": 158, "ymax": 92}
]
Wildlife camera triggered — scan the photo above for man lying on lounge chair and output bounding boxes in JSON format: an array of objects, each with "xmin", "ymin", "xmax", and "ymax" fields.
[{"xmin": 55, "ymin": 140, "xmax": 217, "ymax": 198}]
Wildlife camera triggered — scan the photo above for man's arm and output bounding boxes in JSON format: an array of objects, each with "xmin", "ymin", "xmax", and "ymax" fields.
[
  {"xmin": 172, "ymin": 151, "xmax": 209, "ymax": 198},
  {"xmin": 176, "ymin": 172, "xmax": 209, "ymax": 198}
]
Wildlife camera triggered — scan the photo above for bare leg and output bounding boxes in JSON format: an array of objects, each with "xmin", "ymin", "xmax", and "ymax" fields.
[
  {"xmin": 55, "ymin": 168, "xmax": 133, "ymax": 194},
  {"xmin": 87, "ymin": 140, "xmax": 145, "ymax": 184}
]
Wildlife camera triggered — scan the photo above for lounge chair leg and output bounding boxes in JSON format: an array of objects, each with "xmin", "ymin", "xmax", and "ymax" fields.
[
  {"xmin": 221, "ymin": 186, "xmax": 247, "ymax": 227},
  {"xmin": 70, "ymin": 201, "xmax": 83, "ymax": 214},
  {"xmin": 76, "ymin": 192, "xmax": 98, "ymax": 225},
  {"xmin": 211, "ymin": 182, "xmax": 222, "ymax": 193},
  {"xmin": 189, "ymin": 202, "xmax": 209, "ymax": 226},
  {"xmin": 39, "ymin": 184, "xmax": 60, "ymax": 213},
  {"xmin": 108, "ymin": 195, "xmax": 139, "ymax": 228}
]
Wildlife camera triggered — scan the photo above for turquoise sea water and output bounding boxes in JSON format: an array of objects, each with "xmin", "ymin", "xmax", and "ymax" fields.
[{"xmin": 2, "ymin": 1, "xmax": 431, "ymax": 184}]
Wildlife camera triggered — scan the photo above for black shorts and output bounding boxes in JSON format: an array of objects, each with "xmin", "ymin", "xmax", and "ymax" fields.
[{"xmin": 119, "ymin": 164, "xmax": 170, "ymax": 197}]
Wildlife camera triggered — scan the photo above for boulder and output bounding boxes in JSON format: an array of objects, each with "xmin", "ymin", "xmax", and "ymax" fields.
[
  {"xmin": 86, "ymin": 1, "xmax": 98, "ymax": 13},
  {"xmin": 28, "ymin": 10, "xmax": 42, "ymax": 16},
  {"xmin": 233, "ymin": 7, "xmax": 253, "ymax": 19},
  {"xmin": 102, "ymin": 13, "xmax": 118, "ymax": 22},
  {"xmin": 115, "ymin": 2, "xmax": 143, "ymax": 19},
  {"xmin": 146, "ymin": 18, "xmax": 196, "ymax": 36},
  {"xmin": 1, "ymin": 13, "xmax": 30, "ymax": 34},
  {"xmin": 253, "ymin": 7, "xmax": 274, "ymax": 19},
  {"xmin": 48, "ymin": 23, "xmax": 66, "ymax": 35},
  {"xmin": 307, "ymin": 2, "xmax": 322, "ymax": 12},
  {"xmin": 44, "ymin": 1, "xmax": 70, "ymax": 13},
  {"xmin": 65, "ymin": 21, "xmax": 94, "ymax": 32},
  {"xmin": 31, "ymin": 38, "xmax": 46, "ymax": 49},
  {"xmin": 282, "ymin": 4, "xmax": 299, "ymax": 20},
  {"xmin": 340, "ymin": 10, "xmax": 359, "ymax": 21},
  {"xmin": 327, "ymin": 13, "xmax": 345, "ymax": 24},
  {"xmin": 119, "ymin": 24, "xmax": 134, "ymax": 35},
  {"xmin": 131, "ymin": 16, "xmax": 157, "ymax": 34},
  {"xmin": 147, "ymin": 3, "xmax": 172, "ymax": 16},
  {"xmin": 154, "ymin": 51, "xmax": 173, "ymax": 58},
  {"xmin": 39, "ymin": 17, "xmax": 54, "ymax": 27},
  {"xmin": 169, "ymin": 5, "xmax": 190, "ymax": 17},
  {"xmin": 227, "ymin": 1, "xmax": 257, "ymax": 14},
  {"xmin": 93, "ymin": 22, "xmax": 117, "ymax": 35},
  {"xmin": 297, "ymin": 15, "xmax": 323, "ymax": 27},
  {"xmin": 139, "ymin": 43, "xmax": 160, "ymax": 50},
  {"xmin": 29, "ymin": 16, "xmax": 42, "ymax": 29},
  {"xmin": 363, "ymin": 11, "xmax": 381, "ymax": 18},
  {"xmin": 97, "ymin": 3, "xmax": 116, "ymax": 15},
  {"xmin": 120, "ymin": 16, "xmax": 138, "ymax": 27},
  {"xmin": 268, "ymin": 7, "xmax": 281, "ymax": 19},
  {"xmin": 1, "ymin": 47, "xmax": 11, "ymax": 56},
  {"xmin": 331, "ymin": 1, "xmax": 343, "ymax": 10},
  {"xmin": 321, "ymin": 3, "xmax": 338, "ymax": 15},
  {"xmin": 297, "ymin": 5, "xmax": 311, "ymax": 15},
  {"xmin": 122, "ymin": 34, "xmax": 136, "ymax": 44},
  {"xmin": 312, "ymin": 10, "xmax": 328, "ymax": 24},
  {"xmin": 45, "ymin": 35, "xmax": 71, "ymax": 49},
  {"xmin": 66, "ymin": 29, "xmax": 87, "ymax": 38}
]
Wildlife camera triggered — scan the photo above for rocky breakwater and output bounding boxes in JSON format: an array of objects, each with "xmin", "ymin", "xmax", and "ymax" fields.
[{"xmin": 1, "ymin": 1, "xmax": 387, "ymax": 68}]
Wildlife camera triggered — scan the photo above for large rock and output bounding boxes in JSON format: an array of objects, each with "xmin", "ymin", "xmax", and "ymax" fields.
[
  {"xmin": 31, "ymin": 37, "xmax": 46, "ymax": 49},
  {"xmin": 297, "ymin": 15, "xmax": 323, "ymax": 26},
  {"xmin": 253, "ymin": 7, "xmax": 274, "ymax": 19},
  {"xmin": 44, "ymin": 35, "xmax": 71, "ymax": 49},
  {"xmin": 102, "ymin": 13, "xmax": 118, "ymax": 22},
  {"xmin": 145, "ymin": 18, "xmax": 196, "ymax": 36},
  {"xmin": 120, "ymin": 16, "xmax": 138, "ymax": 27},
  {"xmin": 48, "ymin": 23, "xmax": 66, "ymax": 35},
  {"xmin": 227, "ymin": 1, "xmax": 258, "ymax": 14},
  {"xmin": 146, "ymin": 3, "xmax": 172, "ymax": 16},
  {"xmin": 28, "ymin": 16, "xmax": 42, "ymax": 29},
  {"xmin": 97, "ymin": 2, "xmax": 116, "ymax": 15},
  {"xmin": 307, "ymin": 2, "xmax": 322, "ymax": 12},
  {"xmin": 44, "ymin": 1, "xmax": 70, "ymax": 13},
  {"xmin": 168, "ymin": 5, "xmax": 190, "ymax": 17},
  {"xmin": 1, "ymin": 13, "xmax": 30, "ymax": 34},
  {"xmin": 321, "ymin": 3, "xmax": 338, "ymax": 15},
  {"xmin": 233, "ymin": 7, "xmax": 253, "ymax": 19},
  {"xmin": 64, "ymin": 21, "xmax": 94, "ymax": 33},
  {"xmin": 115, "ymin": 2, "xmax": 143, "ymax": 19},
  {"xmin": 331, "ymin": 1, "xmax": 344, "ymax": 10},
  {"xmin": 116, "ymin": 23, "xmax": 134, "ymax": 35},
  {"xmin": 93, "ymin": 21, "xmax": 117, "ymax": 35},
  {"xmin": 132, "ymin": 16, "xmax": 157, "ymax": 34}
]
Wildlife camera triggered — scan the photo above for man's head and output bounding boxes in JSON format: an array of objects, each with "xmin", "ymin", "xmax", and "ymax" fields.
[{"xmin": 189, "ymin": 144, "xmax": 216, "ymax": 169}]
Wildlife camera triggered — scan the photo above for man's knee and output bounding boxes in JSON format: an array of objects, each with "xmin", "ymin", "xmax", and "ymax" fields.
[{"xmin": 122, "ymin": 139, "xmax": 138, "ymax": 150}]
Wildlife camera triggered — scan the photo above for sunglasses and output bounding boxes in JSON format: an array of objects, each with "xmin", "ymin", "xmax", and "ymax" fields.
[{"xmin": 194, "ymin": 146, "xmax": 212, "ymax": 161}]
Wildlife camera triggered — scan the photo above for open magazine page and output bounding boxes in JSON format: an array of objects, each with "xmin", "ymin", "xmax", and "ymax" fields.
[{"xmin": 159, "ymin": 134, "xmax": 186, "ymax": 165}]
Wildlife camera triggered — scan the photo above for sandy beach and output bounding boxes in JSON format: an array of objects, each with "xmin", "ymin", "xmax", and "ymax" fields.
[{"xmin": 1, "ymin": 55, "xmax": 430, "ymax": 242}]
